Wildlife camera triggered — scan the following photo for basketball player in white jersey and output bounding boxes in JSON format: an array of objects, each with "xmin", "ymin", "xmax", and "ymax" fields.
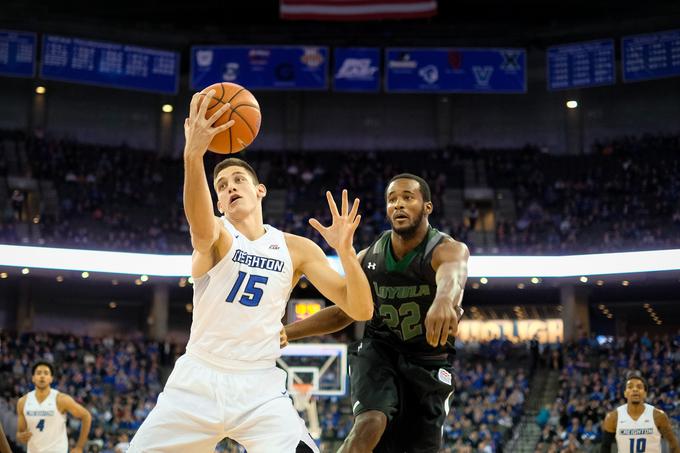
[
  {"xmin": 601, "ymin": 372, "xmax": 679, "ymax": 453},
  {"xmin": 16, "ymin": 361, "xmax": 92, "ymax": 453},
  {"xmin": 128, "ymin": 90, "xmax": 373, "ymax": 453}
]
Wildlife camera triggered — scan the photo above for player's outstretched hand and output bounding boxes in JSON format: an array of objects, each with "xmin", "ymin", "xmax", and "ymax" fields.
[
  {"xmin": 70, "ymin": 447, "xmax": 84, "ymax": 453},
  {"xmin": 183, "ymin": 90, "xmax": 235, "ymax": 159},
  {"xmin": 424, "ymin": 299, "xmax": 459, "ymax": 347},
  {"xmin": 17, "ymin": 430, "xmax": 32, "ymax": 443},
  {"xmin": 309, "ymin": 190, "xmax": 361, "ymax": 255}
]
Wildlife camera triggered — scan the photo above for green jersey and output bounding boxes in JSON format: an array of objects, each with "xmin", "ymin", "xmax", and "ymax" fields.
[{"xmin": 362, "ymin": 226, "xmax": 455, "ymax": 355}]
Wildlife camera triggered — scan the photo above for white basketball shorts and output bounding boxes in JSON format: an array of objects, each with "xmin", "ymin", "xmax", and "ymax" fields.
[{"xmin": 128, "ymin": 353, "xmax": 318, "ymax": 453}]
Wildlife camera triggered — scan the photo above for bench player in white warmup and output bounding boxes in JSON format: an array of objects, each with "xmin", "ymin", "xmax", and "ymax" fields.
[
  {"xmin": 128, "ymin": 91, "xmax": 373, "ymax": 452},
  {"xmin": 601, "ymin": 372, "xmax": 680, "ymax": 453},
  {"xmin": 16, "ymin": 361, "xmax": 92, "ymax": 453}
]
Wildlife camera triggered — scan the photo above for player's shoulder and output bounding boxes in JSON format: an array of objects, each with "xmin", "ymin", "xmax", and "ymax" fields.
[
  {"xmin": 653, "ymin": 407, "xmax": 669, "ymax": 422},
  {"xmin": 284, "ymin": 232, "xmax": 318, "ymax": 251},
  {"xmin": 431, "ymin": 237, "xmax": 469, "ymax": 263},
  {"xmin": 283, "ymin": 233, "xmax": 324, "ymax": 267},
  {"xmin": 603, "ymin": 408, "xmax": 619, "ymax": 430}
]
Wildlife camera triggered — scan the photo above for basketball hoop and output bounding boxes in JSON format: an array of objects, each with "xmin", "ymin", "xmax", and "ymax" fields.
[{"xmin": 291, "ymin": 382, "xmax": 314, "ymax": 412}]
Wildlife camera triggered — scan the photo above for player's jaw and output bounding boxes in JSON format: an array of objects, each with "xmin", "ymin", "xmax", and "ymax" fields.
[{"xmin": 389, "ymin": 206, "xmax": 426, "ymax": 239}]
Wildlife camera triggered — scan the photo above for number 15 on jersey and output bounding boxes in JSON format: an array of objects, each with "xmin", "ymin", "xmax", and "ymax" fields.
[{"xmin": 226, "ymin": 271, "xmax": 268, "ymax": 307}]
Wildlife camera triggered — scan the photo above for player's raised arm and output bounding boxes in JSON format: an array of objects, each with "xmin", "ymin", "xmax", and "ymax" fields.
[
  {"xmin": 289, "ymin": 190, "xmax": 373, "ymax": 321},
  {"xmin": 655, "ymin": 409, "xmax": 680, "ymax": 453},
  {"xmin": 183, "ymin": 90, "xmax": 235, "ymax": 253},
  {"xmin": 16, "ymin": 395, "xmax": 32, "ymax": 445},
  {"xmin": 424, "ymin": 240, "xmax": 469, "ymax": 347},
  {"xmin": 58, "ymin": 394, "xmax": 91, "ymax": 453},
  {"xmin": 600, "ymin": 410, "xmax": 617, "ymax": 453}
]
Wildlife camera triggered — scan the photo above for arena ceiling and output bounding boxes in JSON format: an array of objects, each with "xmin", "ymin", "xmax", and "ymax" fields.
[{"xmin": 2, "ymin": 0, "xmax": 679, "ymax": 48}]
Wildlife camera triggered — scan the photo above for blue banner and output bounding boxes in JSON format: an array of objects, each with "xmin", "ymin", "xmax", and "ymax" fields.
[
  {"xmin": 191, "ymin": 46, "xmax": 328, "ymax": 90},
  {"xmin": 622, "ymin": 29, "xmax": 680, "ymax": 82},
  {"xmin": 40, "ymin": 35, "xmax": 179, "ymax": 94},
  {"xmin": 385, "ymin": 48, "xmax": 526, "ymax": 93},
  {"xmin": 547, "ymin": 39, "xmax": 615, "ymax": 90},
  {"xmin": 333, "ymin": 47, "xmax": 380, "ymax": 92},
  {"xmin": 0, "ymin": 30, "xmax": 36, "ymax": 78}
]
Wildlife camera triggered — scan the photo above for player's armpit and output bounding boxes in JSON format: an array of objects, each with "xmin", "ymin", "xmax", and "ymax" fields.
[
  {"xmin": 655, "ymin": 409, "xmax": 680, "ymax": 452},
  {"xmin": 191, "ymin": 221, "xmax": 232, "ymax": 278}
]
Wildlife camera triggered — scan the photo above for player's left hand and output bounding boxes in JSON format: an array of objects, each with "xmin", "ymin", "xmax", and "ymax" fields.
[
  {"xmin": 309, "ymin": 190, "xmax": 361, "ymax": 255},
  {"xmin": 424, "ymin": 299, "xmax": 459, "ymax": 347},
  {"xmin": 280, "ymin": 327, "xmax": 288, "ymax": 348}
]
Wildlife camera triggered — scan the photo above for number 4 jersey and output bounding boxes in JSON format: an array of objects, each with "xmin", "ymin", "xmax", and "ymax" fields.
[
  {"xmin": 23, "ymin": 389, "xmax": 68, "ymax": 453},
  {"xmin": 616, "ymin": 403, "xmax": 661, "ymax": 453},
  {"xmin": 362, "ymin": 227, "xmax": 454, "ymax": 356},
  {"xmin": 186, "ymin": 218, "xmax": 294, "ymax": 370}
]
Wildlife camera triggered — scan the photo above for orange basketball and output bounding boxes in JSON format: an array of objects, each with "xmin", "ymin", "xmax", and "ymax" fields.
[{"xmin": 199, "ymin": 82, "xmax": 261, "ymax": 154}]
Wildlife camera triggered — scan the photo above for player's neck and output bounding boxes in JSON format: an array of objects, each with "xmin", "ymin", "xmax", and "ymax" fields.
[
  {"xmin": 35, "ymin": 387, "xmax": 51, "ymax": 401},
  {"xmin": 229, "ymin": 211, "xmax": 266, "ymax": 241},
  {"xmin": 627, "ymin": 402, "xmax": 645, "ymax": 418},
  {"xmin": 390, "ymin": 222, "xmax": 429, "ymax": 259}
]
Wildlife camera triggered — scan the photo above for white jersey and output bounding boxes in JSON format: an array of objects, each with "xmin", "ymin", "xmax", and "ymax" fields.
[
  {"xmin": 23, "ymin": 389, "xmax": 68, "ymax": 453},
  {"xmin": 616, "ymin": 403, "xmax": 662, "ymax": 453},
  {"xmin": 186, "ymin": 218, "xmax": 294, "ymax": 370}
]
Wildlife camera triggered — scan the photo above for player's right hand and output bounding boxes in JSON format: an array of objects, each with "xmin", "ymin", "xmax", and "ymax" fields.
[
  {"xmin": 183, "ymin": 90, "xmax": 235, "ymax": 159},
  {"xmin": 17, "ymin": 431, "xmax": 32, "ymax": 443}
]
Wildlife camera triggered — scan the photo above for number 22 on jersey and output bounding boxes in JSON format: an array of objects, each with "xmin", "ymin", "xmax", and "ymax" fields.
[{"xmin": 226, "ymin": 271, "xmax": 268, "ymax": 307}]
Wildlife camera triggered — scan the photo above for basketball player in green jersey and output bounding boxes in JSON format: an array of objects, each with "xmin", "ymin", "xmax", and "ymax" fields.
[{"xmin": 285, "ymin": 174, "xmax": 469, "ymax": 452}]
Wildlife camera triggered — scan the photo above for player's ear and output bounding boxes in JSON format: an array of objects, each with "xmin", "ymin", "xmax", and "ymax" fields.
[
  {"xmin": 257, "ymin": 183, "xmax": 267, "ymax": 199},
  {"xmin": 424, "ymin": 201, "xmax": 433, "ymax": 215},
  {"xmin": 216, "ymin": 200, "xmax": 224, "ymax": 214}
]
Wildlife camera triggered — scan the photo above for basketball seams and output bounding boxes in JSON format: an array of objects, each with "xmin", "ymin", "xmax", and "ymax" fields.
[
  {"xmin": 231, "ymin": 106, "xmax": 258, "ymax": 137},
  {"xmin": 227, "ymin": 88, "xmax": 245, "ymax": 104},
  {"xmin": 227, "ymin": 107, "xmax": 234, "ymax": 154}
]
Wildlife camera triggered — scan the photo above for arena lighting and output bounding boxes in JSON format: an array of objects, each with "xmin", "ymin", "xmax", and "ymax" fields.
[
  {"xmin": 2, "ymin": 245, "xmax": 680, "ymax": 278},
  {"xmin": 35, "ymin": 86, "xmax": 46, "ymax": 94},
  {"xmin": 162, "ymin": 104, "xmax": 173, "ymax": 113},
  {"xmin": 566, "ymin": 100, "xmax": 578, "ymax": 109}
]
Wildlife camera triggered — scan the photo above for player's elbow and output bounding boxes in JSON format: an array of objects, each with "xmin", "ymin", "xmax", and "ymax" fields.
[{"xmin": 348, "ymin": 303, "xmax": 373, "ymax": 321}]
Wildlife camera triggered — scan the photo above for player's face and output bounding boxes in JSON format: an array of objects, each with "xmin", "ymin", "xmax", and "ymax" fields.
[
  {"xmin": 32, "ymin": 365, "xmax": 53, "ymax": 390},
  {"xmin": 386, "ymin": 179, "xmax": 432, "ymax": 239},
  {"xmin": 214, "ymin": 167, "xmax": 266, "ymax": 221},
  {"xmin": 624, "ymin": 379, "xmax": 647, "ymax": 404}
]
